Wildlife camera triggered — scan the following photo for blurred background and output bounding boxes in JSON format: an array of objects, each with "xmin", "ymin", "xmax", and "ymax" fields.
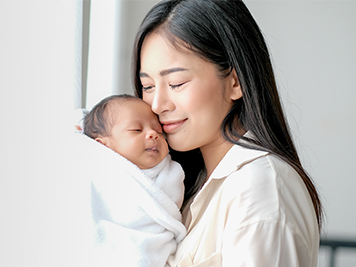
[{"xmin": 1, "ymin": 0, "xmax": 355, "ymax": 266}]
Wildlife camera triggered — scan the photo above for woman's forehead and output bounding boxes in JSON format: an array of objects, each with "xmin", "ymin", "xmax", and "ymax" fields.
[{"xmin": 140, "ymin": 33, "xmax": 210, "ymax": 76}]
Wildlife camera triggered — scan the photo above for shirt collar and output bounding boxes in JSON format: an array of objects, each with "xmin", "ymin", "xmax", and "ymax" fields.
[
  {"xmin": 184, "ymin": 133, "xmax": 270, "ymax": 232},
  {"xmin": 209, "ymin": 133, "xmax": 269, "ymax": 180}
]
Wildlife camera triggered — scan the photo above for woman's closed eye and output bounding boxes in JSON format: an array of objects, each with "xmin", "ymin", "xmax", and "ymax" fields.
[
  {"xmin": 142, "ymin": 85, "xmax": 154, "ymax": 91},
  {"xmin": 142, "ymin": 82, "xmax": 188, "ymax": 91},
  {"xmin": 169, "ymin": 82, "xmax": 186, "ymax": 90}
]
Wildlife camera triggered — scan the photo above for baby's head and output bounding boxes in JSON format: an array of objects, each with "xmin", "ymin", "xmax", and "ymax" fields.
[{"xmin": 84, "ymin": 95, "xmax": 168, "ymax": 169}]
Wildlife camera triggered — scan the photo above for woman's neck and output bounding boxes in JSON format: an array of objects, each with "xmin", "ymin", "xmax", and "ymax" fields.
[{"xmin": 200, "ymin": 140, "xmax": 234, "ymax": 179}]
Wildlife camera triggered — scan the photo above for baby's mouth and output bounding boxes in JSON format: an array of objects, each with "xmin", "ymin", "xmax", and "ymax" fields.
[{"xmin": 146, "ymin": 146, "xmax": 158, "ymax": 152}]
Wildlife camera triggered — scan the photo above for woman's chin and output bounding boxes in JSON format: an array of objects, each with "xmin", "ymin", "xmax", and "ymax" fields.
[{"xmin": 167, "ymin": 138, "xmax": 196, "ymax": 152}]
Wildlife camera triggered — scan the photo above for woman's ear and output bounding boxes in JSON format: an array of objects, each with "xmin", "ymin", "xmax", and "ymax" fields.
[{"xmin": 229, "ymin": 68, "xmax": 243, "ymax": 101}]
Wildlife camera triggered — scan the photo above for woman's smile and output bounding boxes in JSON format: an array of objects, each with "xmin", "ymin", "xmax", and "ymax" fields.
[{"xmin": 161, "ymin": 119, "xmax": 187, "ymax": 134}]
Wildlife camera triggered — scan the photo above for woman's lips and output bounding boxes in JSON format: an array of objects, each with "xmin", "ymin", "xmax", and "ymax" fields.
[{"xmin": 161, "ymin": 119, "xmax": 187, "ymax": 133}]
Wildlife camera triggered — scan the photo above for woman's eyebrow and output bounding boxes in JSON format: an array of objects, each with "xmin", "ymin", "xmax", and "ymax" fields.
[
  {"xmin": 139, "ymin": 67, "xmax": 188, "ymax": 78},
  {"xmin": 160, "ymin": 67, "xmax": 188, "ymax": 76}
]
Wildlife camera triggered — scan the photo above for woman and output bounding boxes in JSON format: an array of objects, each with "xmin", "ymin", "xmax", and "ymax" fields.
[{"xmin": 133, "ymin": 0, "xmax": 323, "ymax": 266}]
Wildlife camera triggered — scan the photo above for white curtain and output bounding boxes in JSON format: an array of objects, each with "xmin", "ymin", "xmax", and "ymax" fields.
[{"xmin": 0, "ymin": 1, "xmax": 88, "ymax": 265}]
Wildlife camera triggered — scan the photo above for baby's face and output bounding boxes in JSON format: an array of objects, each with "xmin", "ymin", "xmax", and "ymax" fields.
[{"xmin": 105, "ymin": 100, "xmax": 169, "ymax": 169}]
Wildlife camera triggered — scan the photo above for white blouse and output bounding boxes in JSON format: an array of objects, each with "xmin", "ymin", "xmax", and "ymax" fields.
[{"xmin": 167, "ymin": 143, "xmax": 319, "ymax": 267}]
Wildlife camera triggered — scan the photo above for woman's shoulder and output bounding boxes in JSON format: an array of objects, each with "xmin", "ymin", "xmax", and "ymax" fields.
[
  {"xmin": 218, "ymin": 151, "xmax": 283, "ymax": 210},
  {"xmin": 220, "ymin": 148, "xmax": 304, "ymax": 202},
  {"xmin": 215, "ymin": 144, "xmax": 297, "ymax": 188},
  {"xmin": 225, "ymin": 151, "xmax": 306, "ymax": 198},
  {"xmin": 218, "ymin": 147, "xmax": 317, "ymax": 236},
  {"xmin": 221, "ymin": 133, "xmax": 301, "ymax": 182}
]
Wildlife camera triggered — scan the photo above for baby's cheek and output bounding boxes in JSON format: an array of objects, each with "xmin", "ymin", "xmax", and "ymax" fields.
[{"xmin": 161, "ymin": 140, "xmax": 169, "ymax": 157}]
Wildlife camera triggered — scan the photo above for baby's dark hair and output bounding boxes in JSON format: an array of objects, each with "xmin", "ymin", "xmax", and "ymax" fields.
[{"xmin": 83, "ymin": 94, "xmax": 139, "ymax": 139}]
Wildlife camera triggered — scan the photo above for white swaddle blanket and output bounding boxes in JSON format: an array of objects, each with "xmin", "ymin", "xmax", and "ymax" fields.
[{"xmin": 82, "ymin": 134, "xmax": 186, "ymax": 267}]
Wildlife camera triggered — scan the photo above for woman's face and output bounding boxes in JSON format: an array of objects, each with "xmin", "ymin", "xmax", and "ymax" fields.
[{"xmin": 139, "ymin": 32, "xmax": 241, "ymax": 152}]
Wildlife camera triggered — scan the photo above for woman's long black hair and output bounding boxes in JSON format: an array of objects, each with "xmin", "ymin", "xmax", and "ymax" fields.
[{"xmin": 132, "ymin": 0, "xmax": 323, "ymax": 229}]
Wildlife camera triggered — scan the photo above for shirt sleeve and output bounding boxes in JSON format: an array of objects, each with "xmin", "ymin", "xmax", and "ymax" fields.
[{"xmin": 221, "ymin": 220, "xmax": 313, "ymax": 267}]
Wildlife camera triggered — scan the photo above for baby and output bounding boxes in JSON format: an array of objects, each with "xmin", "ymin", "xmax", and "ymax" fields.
[
  {"xmin": 85, "ymin": 94, "xmax": 171, "ymax": 170},
  {"xmin": 83, "ymin": 94, "xmax": 186, "ymax": 267}
]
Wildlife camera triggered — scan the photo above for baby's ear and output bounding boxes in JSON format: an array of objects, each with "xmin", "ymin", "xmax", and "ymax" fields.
[{"xmin": 95, "ymin": 137, "xmax": 109, "ymax": 147}]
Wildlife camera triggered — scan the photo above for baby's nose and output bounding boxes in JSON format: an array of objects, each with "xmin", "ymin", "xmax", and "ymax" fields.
[{"xmin": 146, "ymin": 129, "xmax": 159, "ymax": 140}]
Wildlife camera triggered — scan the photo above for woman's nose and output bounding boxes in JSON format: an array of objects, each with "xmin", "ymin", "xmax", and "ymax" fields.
[
  {"xmin": 149, "ymin": 86, "xmax": 175, "ymax": 115},
  {"xmin": 146, "ymin": 129, "xmax": 159, "ymax": 140}
]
